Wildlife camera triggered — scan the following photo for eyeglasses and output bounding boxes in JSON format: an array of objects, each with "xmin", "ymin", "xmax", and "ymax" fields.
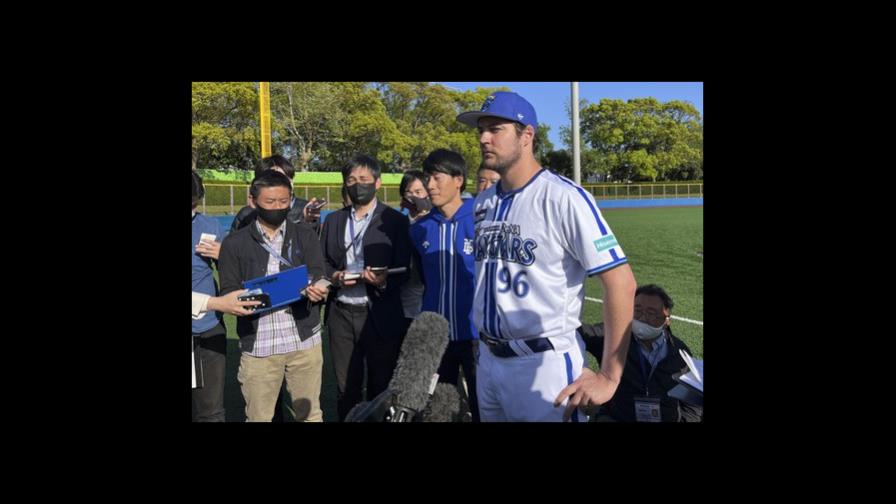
[{"xmin": 634, "ymin": 308, "xmax": 668, "ymax": 325}]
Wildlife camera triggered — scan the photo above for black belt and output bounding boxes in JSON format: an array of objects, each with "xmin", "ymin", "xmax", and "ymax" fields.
[
  {"xmin": 335, "ymin": 300, "xmax": 368, "ymax": 311},
  {"xmin": 480, "ymin": 332, "xmax": 554, "ymax": 358}
]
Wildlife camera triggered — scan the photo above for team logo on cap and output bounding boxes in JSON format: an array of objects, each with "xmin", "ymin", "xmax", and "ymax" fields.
[
  {"xmin": 517, "ymin": 113, "xmax": 524, "ymax": 120},
  {"xmin": 481, "ymin": 95, "xmax": 495, "ymax": 111}
]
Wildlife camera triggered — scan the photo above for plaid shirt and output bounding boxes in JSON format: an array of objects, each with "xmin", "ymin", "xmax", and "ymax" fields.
[{"xmin": 243, "ymin": 219, "xmax": 321, "ymax": 357}]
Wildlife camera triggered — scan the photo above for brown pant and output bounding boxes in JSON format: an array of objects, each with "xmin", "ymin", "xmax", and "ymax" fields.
[{"xmin": 238, "ymin": 345, "xmax": 323, "ymax": 422}]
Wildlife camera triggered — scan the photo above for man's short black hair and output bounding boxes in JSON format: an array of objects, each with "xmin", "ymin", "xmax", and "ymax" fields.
[
  {"xmin": 192, "ymin": 170, "xmax": 205, "ymax": 206},
  {"xmin": 342, "ymin": 154, "xmax": 381, "ymax": 181},
  {"xmin": 400, "ymin": 170, "xmax": 426, "ymax": 196},
  {"xmin": 249, "ymin": 170, "xmax": 294, "ymax": 199},
  {"xmin": 422, "ymin": 149, "xmax": 467, "ymax": 192},
  {"xmin": 635, "ymin": 284, "xmax": 674, "ymax": 311},
  {"xmin": 255, "ymin": 155, "xmax": 295, "ymax": 180}
]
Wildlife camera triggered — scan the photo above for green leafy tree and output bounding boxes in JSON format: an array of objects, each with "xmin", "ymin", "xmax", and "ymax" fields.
[
  {"xmin": 270, "ymin": 82, "xmax": 346, "ymax": 171},
  {"xmin": 579, "ymin": 97, "xmax": 703, "ymax": 181},
  {"xmin": 191, "ymin": 82, "xmax": 259, "ymax": 171}
]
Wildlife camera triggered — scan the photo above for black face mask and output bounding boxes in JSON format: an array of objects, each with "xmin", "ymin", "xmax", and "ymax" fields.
[
  {"xmin": 405, "ymin": 195, "xmax": 433, "ymax": 213},
  {"xmin": 347, "ymin": 183, "xmax": 377, "ymax": 205},
  {"xmin": 256, "ymin": 206, "xmax": 290, "ymax": 227}
]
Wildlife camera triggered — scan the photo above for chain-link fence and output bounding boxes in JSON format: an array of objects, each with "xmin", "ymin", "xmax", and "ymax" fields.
[
  {"xmin": 198, "ymin": 182, "xmax": 703, "ymax": 215},
  {"xmin": 200, "ymin": 184, "xmax": 405, "ymax": 215},
  {"xmin": 583, "ymin": 183, "xmax": 703, "ymax": 200}
]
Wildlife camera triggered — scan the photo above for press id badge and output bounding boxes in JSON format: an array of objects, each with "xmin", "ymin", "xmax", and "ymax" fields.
[{"xmin": 634, "ymin": 396, "xmax": 662, "ymax": 422}]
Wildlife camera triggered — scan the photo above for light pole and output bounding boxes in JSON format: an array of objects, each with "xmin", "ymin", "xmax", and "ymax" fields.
[
  {"xmin": 571, "ymin": 82, "xmax": 581, "ymax": 185},
  {"xmin": 259, "ymin": 82, "xmax": 271, "ymax": 158}
]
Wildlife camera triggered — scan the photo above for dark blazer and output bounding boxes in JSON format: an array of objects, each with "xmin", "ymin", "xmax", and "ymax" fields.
[
  {"xmin": 320, "ymin": 201, "xmax": 411, "ymax": 341},
  {"xmin": 218, "ymin": 219, "xmax": 326, "ymax": 345}
]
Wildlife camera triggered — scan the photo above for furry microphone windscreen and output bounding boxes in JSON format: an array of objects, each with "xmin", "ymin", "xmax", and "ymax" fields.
[{"xmin": 388, "ymin": 311, "xmax": 450, "ymax": 414}]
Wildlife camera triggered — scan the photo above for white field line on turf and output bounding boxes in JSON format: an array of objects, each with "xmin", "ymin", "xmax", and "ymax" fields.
[{"xmin": 584, "ymin": 297, "xmax": 704, "ymax": 326}]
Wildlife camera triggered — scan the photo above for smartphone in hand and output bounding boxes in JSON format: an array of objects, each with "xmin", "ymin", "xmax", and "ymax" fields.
[
  {"xmin": 302, "ymin": 277, "xmax": 332, "ymax": 297},
  {"xmin": 237, "ymin": 289, "xmax": 271, "ymax": 311},
  {"xmin": 312, "ymin": 278, "xmax": 332, "ymax": 289}
]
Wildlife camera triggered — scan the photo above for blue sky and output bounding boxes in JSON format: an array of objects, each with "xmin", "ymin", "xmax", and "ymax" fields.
[{"xmin": 439, "ymin": 82, "xmax": 703, "ymax": 149}]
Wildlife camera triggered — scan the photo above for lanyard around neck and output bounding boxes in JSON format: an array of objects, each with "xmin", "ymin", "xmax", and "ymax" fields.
[{"xmin": 256, "ymin": 230, "xmax": 293, "ymax": 268}]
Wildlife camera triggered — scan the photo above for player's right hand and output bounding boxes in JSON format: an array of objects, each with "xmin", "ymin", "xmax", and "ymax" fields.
[{"xmin": 554, "ymin": 367, "xmax": 619, "ymax": 422}]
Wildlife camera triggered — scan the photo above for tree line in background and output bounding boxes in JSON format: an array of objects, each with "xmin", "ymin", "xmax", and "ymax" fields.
[{"xmin": 192, "ymin": 82, "xmax": 703, "ymax": 182}]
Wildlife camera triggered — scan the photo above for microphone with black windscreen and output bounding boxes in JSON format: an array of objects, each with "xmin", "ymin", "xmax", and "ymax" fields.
[
  {"xmin": 386, "ymin": 311, "xmax": 449, "ymax": 422},
  {"xmin": 344, "ymin": 311, "xmax": 449, "ymax": 422}
]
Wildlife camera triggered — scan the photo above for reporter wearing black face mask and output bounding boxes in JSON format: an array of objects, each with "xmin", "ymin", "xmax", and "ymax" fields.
[
  {"xmin": 319, "ymin": 155, "xmax": 412, "ymax": 421},
  {"xmin": 396, "ymin": 170, "xmax": 431, "ymax": 346},
  {"xmin": 229, "ymin": 155, "xmax": 322, "ymax": 237},
  {"xmin": 398, "ymin": 169, "xmax": 433, "ymax": 224},
  {"xmin": 217, "ymin": 170, "xmax": 330, "ymax": 422}
]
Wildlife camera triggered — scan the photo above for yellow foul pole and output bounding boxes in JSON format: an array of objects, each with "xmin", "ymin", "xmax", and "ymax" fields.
[{"xmin": 259, "ymin": 82, "xmax": 272, "ymax": 158}]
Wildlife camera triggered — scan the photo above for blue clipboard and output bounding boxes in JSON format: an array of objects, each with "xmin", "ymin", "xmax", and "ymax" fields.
[{"xmin": 242, "ymin": 265, "xmax": 309, "ymax": 314}]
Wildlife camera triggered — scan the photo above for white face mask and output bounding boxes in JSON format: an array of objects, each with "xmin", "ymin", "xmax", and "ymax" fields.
[
  {"xmin": 632, "ymin": 318, "xmax": 665, "ymax": 341},
  {"xmin": 192, "ymin": 209, "xmax": 196, "ymax": 218}
]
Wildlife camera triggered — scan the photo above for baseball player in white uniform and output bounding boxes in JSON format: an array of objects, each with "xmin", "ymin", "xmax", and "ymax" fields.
[{"xmin": 457, "ymin": 91, "xmax": 637, "ymax": 422}]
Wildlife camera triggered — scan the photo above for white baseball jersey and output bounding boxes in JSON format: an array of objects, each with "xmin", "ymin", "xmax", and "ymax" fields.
[{"xmin": 473, "ymin": 168, "xmax": 627, "ymax": 353}]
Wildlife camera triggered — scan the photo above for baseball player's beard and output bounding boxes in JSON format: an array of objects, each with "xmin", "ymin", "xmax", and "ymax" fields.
[{"xmin": 483, "ymin": 144, "xmax": 522, "ymax": 177}]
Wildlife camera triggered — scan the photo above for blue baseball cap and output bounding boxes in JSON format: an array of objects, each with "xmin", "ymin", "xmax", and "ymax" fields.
[{"xmin": 456, "ymin": 91, "xmax": 538, "ymax": 131}]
